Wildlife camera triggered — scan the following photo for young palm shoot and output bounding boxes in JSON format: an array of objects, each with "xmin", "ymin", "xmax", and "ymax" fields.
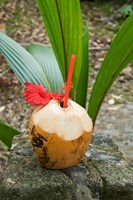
[{"xmin": 26, "ymin": 55, "xmax": 93, "ymax": 169}]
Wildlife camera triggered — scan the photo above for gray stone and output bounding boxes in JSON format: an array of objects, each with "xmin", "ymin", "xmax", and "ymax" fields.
[{"xmin": 0, "ymin": 134, "xmax": 133, "ymax": 200}]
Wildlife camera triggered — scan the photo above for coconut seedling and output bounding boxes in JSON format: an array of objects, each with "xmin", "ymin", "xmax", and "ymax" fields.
[{"xmin": 0, "ymin": 0, "xmax": 133, "ymax": 168}]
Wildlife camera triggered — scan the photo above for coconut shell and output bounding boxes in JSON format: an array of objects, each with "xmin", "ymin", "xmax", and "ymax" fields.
[{"xmin": 29, "ymin": 100, "xmax": 93, "ymax": 169}]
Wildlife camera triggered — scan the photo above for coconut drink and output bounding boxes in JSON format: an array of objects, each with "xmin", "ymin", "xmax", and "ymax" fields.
[
  {"xmin": 29, "ymin": 99, "xmax": 92, "ymax": 169},
  {"xmin": 24, "ymin": 55, "xmax": 93, "ymax": 169}
]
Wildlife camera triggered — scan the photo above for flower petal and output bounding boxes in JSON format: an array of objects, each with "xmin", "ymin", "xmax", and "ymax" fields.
[
  {"xmin": 24, "ymin": 82, "xmax": 66, "ymax": 106},
  {"xmin": 24, "ymin": 82, "xmax": 50, "ymax": 105}
]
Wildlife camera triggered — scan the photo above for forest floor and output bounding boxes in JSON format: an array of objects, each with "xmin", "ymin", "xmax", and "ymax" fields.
[{"xmin": 0, "ymin": 0, "xmax": 133, "ymax": 174}]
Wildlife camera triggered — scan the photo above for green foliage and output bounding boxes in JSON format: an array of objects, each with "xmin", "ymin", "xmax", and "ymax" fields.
[
  {"xmin": 0, "ymin": 33, "xmax": 63, "ymax": 92},
  {"xmin": 35, "ymin": 0, "xmax": 65, "ymax": 80},
  {"xmin": 120, "ymin": 4, "xmax": 133, "ymax": 17},
  {"xmin": 0, "ymin": 33, "xmax": 48, "ymax": 88},
  {"xmin": 76, "ymin": 24, "xmax": 89, "ymax": 108},
  {"xmin": 27, "ymin": 44, "xmax": 64, "ymax": 92},
  {"xmin": 0, "ymin": 122, "xmax": 20, "ymax": 148},
  {"xmin": 36, "ymin": 0, "xmax": 83, "ymax": 97}
]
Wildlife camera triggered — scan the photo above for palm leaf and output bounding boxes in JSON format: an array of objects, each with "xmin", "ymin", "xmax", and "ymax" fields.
[
  {"xmin": 0, "ymin": 33, "xmax": 51, "ymax": 91},
  {"xmin": 88, "ymin": 13, "xmax": 133, "ymax": 123},
  {"xmin": 35, "ymin": 0, "xmax": 65, "ymax": 79},
  {"xmin": 0, "ymin": 122, "xmax": 20, "ymax": 148},
  {"xmin": 36, "ymin": 0, "xmax": 83, "ymax": 96},
  {"xmin": 76, "ymin": 24, "xmax": 89, "ymax": 108},
  {"xmin": 27, "ymin": 43, "xmax": 64, "ymax": 92}
]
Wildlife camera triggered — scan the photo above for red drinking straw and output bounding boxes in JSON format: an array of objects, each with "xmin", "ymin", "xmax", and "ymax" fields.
[{"xmin": 63, "ymin": 55, "xmax": 76, "ymax": 108}]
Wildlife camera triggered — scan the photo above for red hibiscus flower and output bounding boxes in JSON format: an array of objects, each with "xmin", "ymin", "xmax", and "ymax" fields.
[{"xmin": 24, "ymin": 82, "xmax": 65, "ymax": 106}]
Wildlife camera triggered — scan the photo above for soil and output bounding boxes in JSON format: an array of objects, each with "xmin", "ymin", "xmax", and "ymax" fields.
[{"xmin": 0, "ymin": 0, "xmax": 133, "ymax": 174}]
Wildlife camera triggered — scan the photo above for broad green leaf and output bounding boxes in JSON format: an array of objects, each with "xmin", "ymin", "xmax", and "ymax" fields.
[
  {"xmin": 56, "ymin": 0, "xmax": 83, "ymax": 92},
  {"xmin": 0, "ymin": 33, "xmax": 51, "ymax": 91},
  {"xmin": 35, "ymin": 0, "xmax": 65, "ymax": 79},
  {"xmin": 76, "ymin": 24, "xmax": 89, "ymax": 108},
  {"xmin": 88, "ymin": 13, "xmax": 133, "ymax": 123},
  {"xmin": 36, "ymin": 0, "xmax": 83, "ymax": 95},
  {"xmin": 27, "ymin": 43, "xmax": 64, "ymax": 92},
  {"xmin": 0, "ymin": 122, "xmax": 20, "ymax": 148}
]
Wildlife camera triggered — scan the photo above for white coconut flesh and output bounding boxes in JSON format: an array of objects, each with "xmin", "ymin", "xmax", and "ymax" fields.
[{"xmin": 32, "ymin": 99, "xmax": 93, "ymax": 141}]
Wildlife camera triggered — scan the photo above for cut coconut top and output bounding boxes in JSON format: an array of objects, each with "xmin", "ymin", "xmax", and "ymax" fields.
[{"xmin": 32, "ymin": 99, "xmax": 93, "ymax": 141}]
